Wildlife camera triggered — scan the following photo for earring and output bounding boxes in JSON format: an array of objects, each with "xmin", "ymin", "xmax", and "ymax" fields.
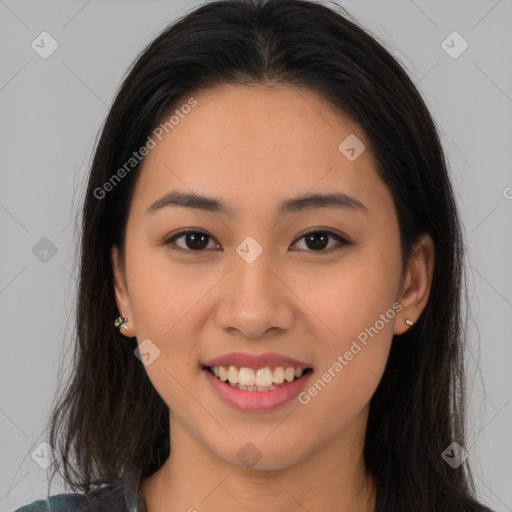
[
  {"xmin": 405, "ymin": 318, "xmax": 414, "ymax": 327},
  {"xmin": 114, "ymin": 316, "xmax": 128, "ymax": 331}
]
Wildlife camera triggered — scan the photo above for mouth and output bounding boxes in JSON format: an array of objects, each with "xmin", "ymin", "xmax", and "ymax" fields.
[{"xmin": 202, "ymin": 365, "xmax": 314, "ymax": 392}]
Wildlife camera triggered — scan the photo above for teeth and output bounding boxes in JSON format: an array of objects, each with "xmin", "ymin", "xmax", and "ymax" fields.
[
  {"xmin": 209, "ymin": 365, "xmax": 308, "ymax": 389},
  {"xmin": 273, "ymin": 366, "xmax": 285, "ymax": 383},
  {"xmin": 255, "ymin": 367, "xmax": 273, "ymax": 387},
  {"xmin": 227, "ymin": 366, "xmax": 239, "ymax": 384},
  {"xmin": 229, "ymin": 382, "xmax": 280, "ymax": 391},
  {"xmin": 239, "ymin": 367, "xmax": 255, "ymax": 386}
]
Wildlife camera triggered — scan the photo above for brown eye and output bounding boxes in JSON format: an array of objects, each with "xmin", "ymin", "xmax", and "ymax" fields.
[
  {"xmin": 304, "ymin": 231, "xmax": 329, "ymax": 250},
  {"xmin": 165, "ymin": 230, "xmax": 219, "ymax": 251},
  {"xmin": 291, "ymin": 230, "xmax": 349, "ymax": 252}
]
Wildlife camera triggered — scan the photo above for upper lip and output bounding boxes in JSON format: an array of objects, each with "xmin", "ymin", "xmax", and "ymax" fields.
[{"xmin": 202, "ymin": 351, "xmax": 312, "ymax": 370}]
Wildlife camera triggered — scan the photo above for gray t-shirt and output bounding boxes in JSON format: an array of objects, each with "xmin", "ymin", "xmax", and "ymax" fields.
[{"xmin": 12, "ymin": 480, "xmax": 147, "ymax": 512}]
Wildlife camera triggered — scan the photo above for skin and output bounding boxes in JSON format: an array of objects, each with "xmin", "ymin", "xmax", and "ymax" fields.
[{"xmin": 112, "ymin": 83, "xmax": 434, "ymax": 512}]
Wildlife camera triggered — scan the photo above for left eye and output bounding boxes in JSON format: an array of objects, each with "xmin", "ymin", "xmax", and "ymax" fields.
[
  {"xmin": 164, "ymin": 229, "xmax": 349, "ymax": 253},
  {"xmin": 291, "ymin": 230, "xmax": 349, "ymax": 252}
]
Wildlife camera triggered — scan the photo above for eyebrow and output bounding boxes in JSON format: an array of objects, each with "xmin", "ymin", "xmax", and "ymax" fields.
[{"xmin": 146, "ymin": 190, "xmax": 368, "ymax": 217}]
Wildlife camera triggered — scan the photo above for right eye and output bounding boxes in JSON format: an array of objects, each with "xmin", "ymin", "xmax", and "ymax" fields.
[{"xmin": 163, "ymin": 229, "xmax": 221, "ymax": 252}]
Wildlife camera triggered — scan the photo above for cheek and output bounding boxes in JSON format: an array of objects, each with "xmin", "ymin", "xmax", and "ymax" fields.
[
  {"xmin": 299, "ymin": 255, "xmax": 398, "ymax": 401},
  {"xmin": 126, "ymin": 246, "xmax": 208, "ymax": 340},
  {"xmin": 301, "ymin": 256, "xmax": 399, "ymax": 344},
  {"xmin": 125, "ymin": 254, "xmax": 207, "ymax": 404},
  {"xmin": 301, "ymin": 285, "xmax": 395, "ymax": 429}
]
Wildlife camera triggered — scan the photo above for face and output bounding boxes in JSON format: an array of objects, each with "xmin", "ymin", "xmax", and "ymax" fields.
[{"xmin": 112, "ymin": 83, "xmax": 433, "ymax": 471}]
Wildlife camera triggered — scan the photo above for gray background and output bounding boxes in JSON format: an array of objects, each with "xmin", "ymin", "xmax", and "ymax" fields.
[{"xmin": 1, "ymin": 0, "xmax": 511, "ymax": 510}]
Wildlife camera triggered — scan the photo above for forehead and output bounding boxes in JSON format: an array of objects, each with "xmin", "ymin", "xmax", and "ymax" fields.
[{"xmin": 131, "ymin": 83, "xmax": 392, "ymax": 219}]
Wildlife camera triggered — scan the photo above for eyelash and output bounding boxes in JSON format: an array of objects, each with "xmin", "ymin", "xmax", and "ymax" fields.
[{"xmin": 163, "ymin": 228, "xmax": 350, "ymax": 254}]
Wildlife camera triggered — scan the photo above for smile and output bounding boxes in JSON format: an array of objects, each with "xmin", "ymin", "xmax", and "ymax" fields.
[
  {"xmin": 202, "ymin": 365, "xmax": 314, "ymax": 412},
  {"xmin": 206, "ymin": 365, "xmax": 313, "ymax": 391}
]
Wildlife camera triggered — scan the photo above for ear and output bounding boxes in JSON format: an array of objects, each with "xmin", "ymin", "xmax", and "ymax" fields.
[
  {"xmin": 394, "ymin": 233, "xmax": 435, "ymax": 335},
  {"xmin": 111, "ymin": 245, "xmax": 136, "ymax": 337}
]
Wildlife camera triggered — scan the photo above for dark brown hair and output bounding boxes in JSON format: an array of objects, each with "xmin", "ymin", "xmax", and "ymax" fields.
[{"xmin": 44, "ymin": 0, "xmax": 492, "ymax": 510}]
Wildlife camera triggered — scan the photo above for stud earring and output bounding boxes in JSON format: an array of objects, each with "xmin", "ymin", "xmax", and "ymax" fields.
[
  {"xmin": 114, "ymin": 316, "xmax": 128, "ymax": 331},
  {"xmin": 405, "ymin": 318, "xmax": 414, "ymax": 327}
]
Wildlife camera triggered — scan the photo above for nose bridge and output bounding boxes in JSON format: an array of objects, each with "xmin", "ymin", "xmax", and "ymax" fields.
[
  {"xmin": 232, "ymin": 237, "xmax": 278, "ymax": 307},
  {"xmin": 215, "ymin": 235, "xmax": 294, "ymax": 337},
  {"xmin": 236, "ymin": 249, "xmax": 272, "ymax": 295}
]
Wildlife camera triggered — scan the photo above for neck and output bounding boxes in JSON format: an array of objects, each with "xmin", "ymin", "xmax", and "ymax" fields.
[{"xmin": 141, "ymin": 409, "xmax": 375, "ymax": 512}]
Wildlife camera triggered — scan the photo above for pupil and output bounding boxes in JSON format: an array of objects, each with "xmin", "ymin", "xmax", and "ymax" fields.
[
  {"xmin": 187, "ymin": 233, "xmax": 208, "ymax": 250},
  {"xmin": 306, "ymin": 232, "xmax": 328, "ymax": 250}
]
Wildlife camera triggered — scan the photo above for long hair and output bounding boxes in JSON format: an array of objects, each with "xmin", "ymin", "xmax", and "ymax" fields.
[{"xmin": 45, "ymin": 1, "xmax": 490, "ymax": 510}]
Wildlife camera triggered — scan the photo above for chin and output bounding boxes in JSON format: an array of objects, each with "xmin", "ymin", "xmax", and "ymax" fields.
[{"xmin": 209, "ymin": 434, "xmax": 313, "ymax": 472}]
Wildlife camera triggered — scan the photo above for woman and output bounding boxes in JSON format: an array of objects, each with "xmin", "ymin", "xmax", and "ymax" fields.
[{"xmin": 14, "ymin": 0, "xmax": 494, "ymax": 510}]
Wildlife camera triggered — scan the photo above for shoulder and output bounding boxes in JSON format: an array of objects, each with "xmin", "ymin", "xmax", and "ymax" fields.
[
  {"xmin": 13, "ymin": 492, "xmax": 87, "ymax": 512},
  {"xmin": 12, "ymin": 480, "xmax": 141, "ymax": 512}
]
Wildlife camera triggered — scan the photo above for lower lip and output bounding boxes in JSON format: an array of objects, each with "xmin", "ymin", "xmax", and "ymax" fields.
[{"xmin": 202, "ymin": 368, "xmax": 313, "ymax": 412}]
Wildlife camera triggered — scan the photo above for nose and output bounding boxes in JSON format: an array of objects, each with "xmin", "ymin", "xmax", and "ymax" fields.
[{"xmin": 214, "ymin": 247, "xmax": 295, "ymax": 339}]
